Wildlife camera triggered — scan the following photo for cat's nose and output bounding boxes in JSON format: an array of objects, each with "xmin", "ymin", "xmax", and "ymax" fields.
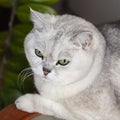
[{"xmin": 43, "ymin": 67, "xmax": 51, "ymax": 76}]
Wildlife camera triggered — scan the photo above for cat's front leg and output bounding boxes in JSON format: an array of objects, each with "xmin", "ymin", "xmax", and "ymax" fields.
[
  {"xmin": 15, "ymin": 94, "xmax": 54, "ymax": 115},
  {"xmin": 15, "ymin": 94, "xmax": 74, "ymax": 120}
]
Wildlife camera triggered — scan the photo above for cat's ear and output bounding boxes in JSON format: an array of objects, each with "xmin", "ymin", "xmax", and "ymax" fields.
[
  {"xmin": 30, "ymin": 8, "xmax": 52, "ymax": 31},
  {"xmin": 72, "ymin": 31, "xmax": 93, "ymax": 50}
]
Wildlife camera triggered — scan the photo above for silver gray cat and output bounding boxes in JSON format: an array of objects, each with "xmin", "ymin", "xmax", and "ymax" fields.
[{"xmin": 15, "ymin": 9, "xmax": 120, "ymax": 120}]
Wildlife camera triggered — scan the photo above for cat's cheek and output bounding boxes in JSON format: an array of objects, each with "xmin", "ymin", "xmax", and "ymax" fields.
[{"xmin": 32, "ymin": 67, "xmax": 44, "ymax": 76}]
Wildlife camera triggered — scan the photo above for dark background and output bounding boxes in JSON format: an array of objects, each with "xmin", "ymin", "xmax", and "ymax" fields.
[
  {"xmin": 1, "ymin": 0, "xmax": 120, "ymax": 31},
  {"xmin": 52, "ymin": 0, "xmax": 120, "ymax": 24}
]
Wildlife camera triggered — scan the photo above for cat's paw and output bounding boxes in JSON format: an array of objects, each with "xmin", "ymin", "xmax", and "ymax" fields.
[
  {"xmin": 15, "ymin": 94, "xmax": 54, "ymax": 115},
  {"xmin": 15, "ymin": 94, "xmax": 35, "ymax": 113}
]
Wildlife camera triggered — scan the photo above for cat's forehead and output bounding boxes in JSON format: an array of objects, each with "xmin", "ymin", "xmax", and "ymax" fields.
[
  {"xmin": 33, "ymin": 28, "xmax": 74, "ymax": 59},
  {"xmin": 33, "ymin": 25, "xmax": 70, "ymax": 44},
  {"xmin": 44, "ymin": 31, "xmax": 72, "ymax": 56}
]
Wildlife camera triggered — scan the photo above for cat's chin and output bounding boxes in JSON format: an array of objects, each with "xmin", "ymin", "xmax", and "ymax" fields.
[{"xmin": 34, "ymin": 74, "xmax": 80, "ymax": 87}]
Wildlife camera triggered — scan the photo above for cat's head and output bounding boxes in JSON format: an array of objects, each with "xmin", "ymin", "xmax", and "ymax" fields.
[{"xmin": 24, "ymin": 9, "xmax": 105, "ymax": 86}]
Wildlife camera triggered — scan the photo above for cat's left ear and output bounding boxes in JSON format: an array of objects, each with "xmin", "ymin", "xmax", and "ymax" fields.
[
  {"xmin": 72, "ymin": 31, "xmax": 93, "ymax": 50},
  {"xmin": 30, "ymin": 8, "xmax": 52, "ymax": 31}
]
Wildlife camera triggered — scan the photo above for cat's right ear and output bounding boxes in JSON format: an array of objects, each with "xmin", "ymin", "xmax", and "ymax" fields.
[
  {"xmin": 71, "ymin": 31, "xmax": 93, "ymax": 50},
  {"xmin": 30, "ymin": 8, "xmax": 51, "ymax": 31}
]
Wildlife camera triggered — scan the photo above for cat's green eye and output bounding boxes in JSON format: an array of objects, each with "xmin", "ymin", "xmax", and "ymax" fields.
[
  {"xmin": 57, "ymin": 59, "xmax": 70, "ymax": 66},
  {"xmin": 35, "ymin": 49, "xmax": 43, "ymax": 59}
]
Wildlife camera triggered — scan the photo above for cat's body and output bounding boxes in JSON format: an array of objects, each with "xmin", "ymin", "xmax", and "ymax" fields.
[{"xmin": 15, "ymin": 9, "xmax": 120, "ymax": 120}]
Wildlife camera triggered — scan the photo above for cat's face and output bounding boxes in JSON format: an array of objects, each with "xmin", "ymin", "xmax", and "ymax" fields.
[{"xmin": 24, "ymin": 9, "xmax": 98, "ymax": 86}]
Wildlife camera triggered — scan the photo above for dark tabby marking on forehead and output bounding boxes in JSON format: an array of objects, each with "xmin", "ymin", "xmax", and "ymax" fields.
[{"xmin": 55, "ymin": 31, "xmax": 63, "ymax": 41}]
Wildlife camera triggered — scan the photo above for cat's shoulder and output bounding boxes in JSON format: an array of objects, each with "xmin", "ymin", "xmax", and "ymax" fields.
[
  {"xmin": 98, "ymin": 22, "xmax": 120, "ymax": 74},
  {"xmin": 98, "ymin": 22, "xmax": 120, "ymax": 55}
]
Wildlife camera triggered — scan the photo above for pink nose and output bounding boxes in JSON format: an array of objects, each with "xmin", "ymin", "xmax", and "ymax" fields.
[{"xmin": 43, "ymin": 67, "xmax": 51, "ymax": 76}]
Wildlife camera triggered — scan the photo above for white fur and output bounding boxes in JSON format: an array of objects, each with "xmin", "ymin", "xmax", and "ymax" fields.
[{"xmin": 15, "ymin": 9, "xmax": 120, "ymax": 120}]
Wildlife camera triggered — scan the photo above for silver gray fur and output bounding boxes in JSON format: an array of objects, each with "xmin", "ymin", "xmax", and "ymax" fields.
[{"xmin": 15, "ymin": 10, "xmax": 120, "ymax": 120}]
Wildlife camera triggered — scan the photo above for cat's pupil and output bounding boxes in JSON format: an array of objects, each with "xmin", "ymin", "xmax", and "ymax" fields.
[{"xmin": 56, "ymin": 59, "xmax": 70, "ymax": 66}]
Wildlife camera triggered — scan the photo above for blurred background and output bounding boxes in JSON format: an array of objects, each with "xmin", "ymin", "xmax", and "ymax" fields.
[
  {"xmin": 0, "ymin": 0, "xmax": 120, "ymax": 109},
  {"xmin": 53, "ymin": 0, "xmax": 120, "ymax": 24}
]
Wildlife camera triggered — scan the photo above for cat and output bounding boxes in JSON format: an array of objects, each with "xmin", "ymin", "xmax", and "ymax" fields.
[{"xmin": 15, "ymin": 9, "xmax": 120, "ymax": 120}]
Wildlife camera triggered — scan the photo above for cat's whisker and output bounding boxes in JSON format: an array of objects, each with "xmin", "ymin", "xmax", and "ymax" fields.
[
  {"xmin": 17, "ymin": 67, "xmax": 34, "ymax": 91},
  {"xmin": 18, "ymin": 68, "xmax": 32, "ymax": 78},
  {"xmin": 17, "ymin": 68, "xmax": 30, "ymax": 86},
  {"xmin": 21, "ymin": 72, "xmax": 34, "ymax": 90},
  {"xmin": 22, "ymin": 69, "xmax": 32, "ymax": 80}
]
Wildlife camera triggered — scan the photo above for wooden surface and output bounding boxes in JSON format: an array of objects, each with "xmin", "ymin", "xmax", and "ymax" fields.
[{"xmin": 0, "ymin": 104, "xmax": 40, "ymax": 120}]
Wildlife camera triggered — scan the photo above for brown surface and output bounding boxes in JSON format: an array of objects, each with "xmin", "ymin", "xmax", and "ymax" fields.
[{"xmin": 0, "ymin": 104, "xmax": 40, "ymax": 120}]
